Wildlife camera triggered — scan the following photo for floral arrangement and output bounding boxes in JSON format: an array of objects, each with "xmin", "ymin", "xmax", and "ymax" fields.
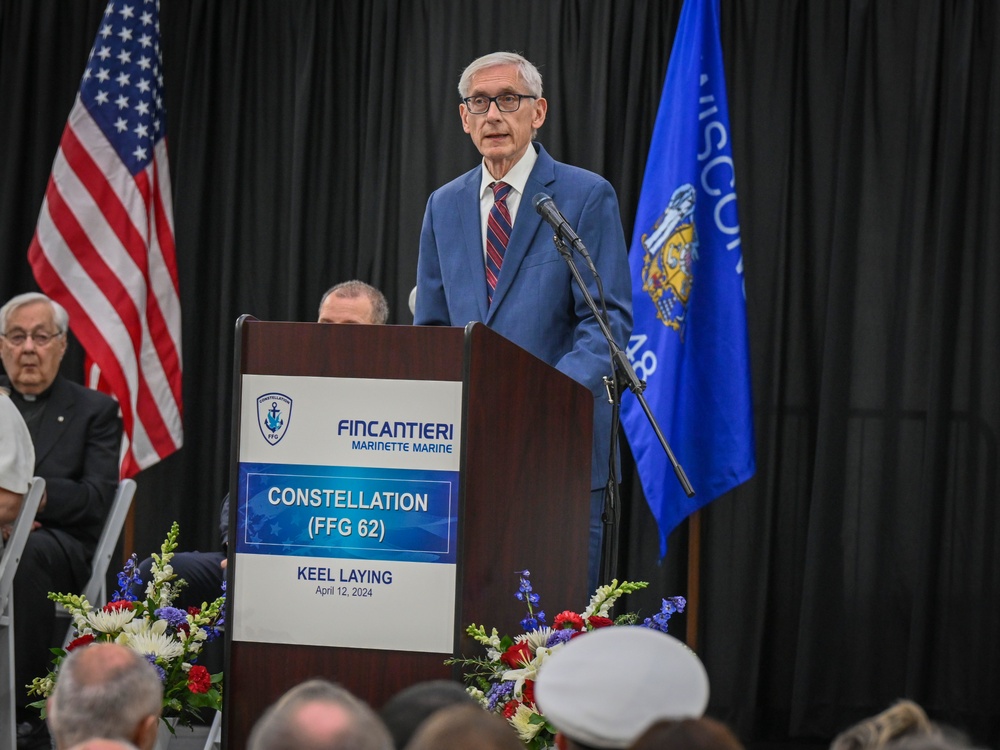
[
  {"xmin": 450, "ymin": 571, "xmax": 686, "ymax": 749},
  {"xmin": 27, "ymin": 522, "xmax": 225, "ymax": 732}
]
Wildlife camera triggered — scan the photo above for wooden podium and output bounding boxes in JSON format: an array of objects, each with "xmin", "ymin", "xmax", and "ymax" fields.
[{"xmin": 223, "ymin": 318, "xmax": 591, "ymax": 748}]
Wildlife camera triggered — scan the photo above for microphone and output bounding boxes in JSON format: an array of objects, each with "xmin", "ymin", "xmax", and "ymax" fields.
[{"xmin": 533, "ymin": 193, "xmax": 591, "ymax": 260}]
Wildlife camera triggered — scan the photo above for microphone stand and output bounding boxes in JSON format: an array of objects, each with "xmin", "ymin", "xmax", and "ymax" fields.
[{"xmin": 549, "ymin": 234, "xmax": 695, "ymax": 585}]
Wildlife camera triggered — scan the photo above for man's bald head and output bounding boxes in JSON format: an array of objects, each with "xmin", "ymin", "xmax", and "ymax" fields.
[
  {"xmin": 317, "ymin": 280, "xmax": 389, "ymax": 325},
  {"xmin": 248, "ymin": 679, "xmax": 393, "ymax": 750},
  {"xmin": 48, "ymin": 642, "xmax": 162, "ymax": 750},
  {"xmin": 67, "ymin": 740, "xmax": 141, "ymax": 750}
]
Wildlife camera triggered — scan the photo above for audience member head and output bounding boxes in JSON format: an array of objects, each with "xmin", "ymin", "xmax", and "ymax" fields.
[
  {"xmin": 535, "ymin": 627, "xmax": 710, "ymax": 749},
  {"xmin": 830, "ymin": 700, "xmax": 937, "ymax": 750},
  {"xmin": 0, "ymin": 292, "xmax": 69, "ymax": 395},
  {"xmin": 378, "ymin": 679, "xmax": 476, "ymax": 749},
  {"xmin": 47, "ymin": 642, "xmax": 163, "ymax": 750},
  {"xmin": 403, "ymin": 703, "xmax": 523, "ymax": 750},
  {"xmin": 248, "ymin": 678, "xmax": 393, "ymax": 750},
  {"xmin": 630, "ymin": 717, "xmax": 745, "ymax": 750},
  {"xmin": 317, "ymin": 280, "xmax": 389, "ymax": 325},
  {"xmin": 886, "ymin": 732, "xmax": 979, "ymax": 750},
  {"xmin": 66, "ymin": 740, "xmax": 141, "ymax": 750}
]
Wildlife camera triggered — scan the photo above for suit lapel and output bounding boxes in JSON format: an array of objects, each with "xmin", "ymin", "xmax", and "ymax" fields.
[
  {"xmin": 31, "ymin": 377, "xmax": 76, "ymax": 466},
  {"xmin": 455, "ymin": 170, "xmax": 490, "ymax": 321},
  {"xmin": 487, "ymin": 145, "xmax": 557, "ymax": 321}
]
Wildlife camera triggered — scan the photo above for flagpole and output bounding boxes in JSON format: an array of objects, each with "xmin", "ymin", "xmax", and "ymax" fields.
[{"xmin": 543, "ymin": 232, "xmax": 695, "ymax": 583}]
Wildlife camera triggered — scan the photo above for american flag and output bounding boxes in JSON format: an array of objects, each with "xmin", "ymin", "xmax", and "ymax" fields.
[{"xmin": 28, "ymin": 0, "xmax": 183, "ymax": 477}]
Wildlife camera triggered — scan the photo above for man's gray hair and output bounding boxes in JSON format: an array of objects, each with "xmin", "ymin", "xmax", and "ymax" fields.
[
  {"xmin": 248, "ymin": 679, "xmax": 393, "ymax": 750},
  {"xmin": 48, "ymin": 644, "xmax": 163, "ymax": 748},
  {"xmin": 458, "ymin": 51, "xmax": 543, "ymax": 99},
  {"xmin": 0, "ymin": 292, "xmax": 69, "ymax": 333},
  {"xmin": 318, "ymin": 280, "xmax": 389, "ymax": 324}
]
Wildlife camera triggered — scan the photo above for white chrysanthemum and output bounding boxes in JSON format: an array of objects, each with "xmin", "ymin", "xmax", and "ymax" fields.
[
  {"xmin": 509, "ymin": 704, "xmax": 546, "ymax": 743},
  {"xmin": 85, "ymin": 606, "xmax": 137, "ymax": 633},
  {"xmin": 118, "ymin": 617, "xmax": 185, "ymax": 661},
  {"xmin": 515, "ymin": 627, "xmax": 553, "ymax": 651}
]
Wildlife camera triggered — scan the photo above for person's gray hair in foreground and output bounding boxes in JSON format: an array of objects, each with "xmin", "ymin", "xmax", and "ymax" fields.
[
  {"xmin": 248, "ymin": 678, "xmax": 393, "ymax": 750},
  {"xmin": 47, "ymin": 642, "xmax": 162, "ymax": 750}
]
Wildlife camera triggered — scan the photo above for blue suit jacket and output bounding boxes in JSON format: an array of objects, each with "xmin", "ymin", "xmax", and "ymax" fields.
[{"xmin": 415, "ymin": 143, "xmax": 632, "ymax": 488}]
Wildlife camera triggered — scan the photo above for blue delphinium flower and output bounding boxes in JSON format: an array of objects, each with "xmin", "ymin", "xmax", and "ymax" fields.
[
  {"xmin": 485, "ymin": 680, "xmax": 514, "ymax": 712},
  {"xmin": 643, "ymin": 596, "xmax": 687, "ymax": 633},
  {"xmin": 112, "ymin": 553, "xmax": 142, "ymax": 602},
  {"xmin": 514, "ymin": 570, "xmax": 547, "ymax": 631}
]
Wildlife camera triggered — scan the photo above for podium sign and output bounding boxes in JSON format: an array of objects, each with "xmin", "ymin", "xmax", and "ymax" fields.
[
  {"xmin": 234, "ymin": 374, "xmax": 462, "ymax": 653},
  {"xmin": 223, "ymin": 320, "xmax": 591, "ymax": 749}
]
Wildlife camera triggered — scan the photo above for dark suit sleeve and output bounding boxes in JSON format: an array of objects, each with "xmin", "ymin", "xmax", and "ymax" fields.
[
  {"xmin": 552, "ymin": 180, "xmax": 633, "ymax": 397},
  {"xmin": 414, "ymin": 190, "xmax": 452, "ymax": 326},
  {"xmin": 39, "ymin": 393, "xmax": 122, "ymax": 535}
]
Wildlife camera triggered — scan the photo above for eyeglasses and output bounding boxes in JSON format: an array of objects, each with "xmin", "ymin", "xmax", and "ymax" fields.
[
  {"xmin": 462, "ymin": 93, "xmax": 537, "ymax": 115},
  {"xmin": 1, "ymin": 330, "xmax": 64, "ymax": 347}
]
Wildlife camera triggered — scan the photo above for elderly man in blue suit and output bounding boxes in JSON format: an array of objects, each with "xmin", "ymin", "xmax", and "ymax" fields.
[{"xmin": 414, "ymin": 51, "xmax": 632, "ymax": 590}]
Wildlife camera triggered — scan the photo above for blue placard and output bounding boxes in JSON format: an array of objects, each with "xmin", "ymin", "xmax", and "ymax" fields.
[{"xmin": 236, "ymin": 462, "xmax": 460, "ymax": 564}]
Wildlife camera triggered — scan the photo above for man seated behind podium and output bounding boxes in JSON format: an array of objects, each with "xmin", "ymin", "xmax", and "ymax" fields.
[
  {"xmin": 0, "ymin": 292, "xmax": 122, "ymax": 750},
  {"xmin": 135, "ymin": 280, "xmax": 389, "ymax": 609}
]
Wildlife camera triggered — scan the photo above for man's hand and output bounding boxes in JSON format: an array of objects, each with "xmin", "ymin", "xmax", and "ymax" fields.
[{"xmin": 0, "ymin": 487, "xmax": 23, "ymax": 526}]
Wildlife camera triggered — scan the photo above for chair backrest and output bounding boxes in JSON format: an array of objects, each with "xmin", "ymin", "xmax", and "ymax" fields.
[
  {"xmin": 1, "ymin": 480, "xmax": 45, "ymax": 750},
  {"xmin": 0, "ymin": 477, "xmax": 45, "ymax": 621},
  {"xmin": 80, "ymin": 477, "xmax": 138, "ymax": 605}
]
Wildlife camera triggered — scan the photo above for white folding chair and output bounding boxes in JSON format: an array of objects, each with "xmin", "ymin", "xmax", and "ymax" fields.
[
  {"xmin": 203, "ymin": 709, "xmax": 222, "ymax": 750},
  {"xmin": 59, "ymin": 478, "xmax": 137, "ymax": 647},
  {"xmin": 0, "ymin": 477, "xmax": 44, "ymax": 750}
]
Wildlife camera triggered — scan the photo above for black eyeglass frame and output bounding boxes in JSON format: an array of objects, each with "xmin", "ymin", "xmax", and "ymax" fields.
[{"xmin": 461, "ymin": 93, "xmax": 538, "ymax": 114}]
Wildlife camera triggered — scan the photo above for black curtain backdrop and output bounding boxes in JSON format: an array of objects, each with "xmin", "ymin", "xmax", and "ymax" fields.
[{"xmin": 1, "ymin": 1, "xmax": 997, "ymax": 746}]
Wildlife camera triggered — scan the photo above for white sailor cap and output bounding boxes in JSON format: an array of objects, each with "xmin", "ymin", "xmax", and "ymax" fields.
[{"xmin": 534, "ymin": 626, "xmax": 710, "ymax": 749}]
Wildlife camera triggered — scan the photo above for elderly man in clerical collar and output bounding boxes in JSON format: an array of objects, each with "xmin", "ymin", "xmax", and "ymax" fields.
[{"xmin": 1, "ymin": 292, "xmax": 123, "ymax": 750}]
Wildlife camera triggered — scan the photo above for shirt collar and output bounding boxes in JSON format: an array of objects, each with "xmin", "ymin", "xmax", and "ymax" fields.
[{"xmin": 478, "ymin": 144, "xmax": 538, "ymax": 200}]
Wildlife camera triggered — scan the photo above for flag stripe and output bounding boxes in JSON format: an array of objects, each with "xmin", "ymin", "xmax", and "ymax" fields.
[
  {"xmin": 32, "ymin": 184, "xmax": 177, "ymax": 459},
  {"xmin": 28, "ymin": 0, "xmax": 182, "ymax": 477}
]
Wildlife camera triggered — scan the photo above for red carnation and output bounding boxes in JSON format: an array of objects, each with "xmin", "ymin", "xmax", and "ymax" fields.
[
  {"xmin": 587, "ymin": 616, "xmax": 614, "ymax": 629},
  {"xmin": 522, "ymin": 679, "xmax": 536, "ymax": 707},
  {"xmin": 187, "ymin": 665, "xmax": 211, "ymax": 694},
  {"xmin": 66, "ymin": 634, "xmax": 96, "ymax": 651},
  {"xmin": 499, "ymin": 641, "xmax": 533, "ymax": 668},
  {"xmin": 103, "ymin": 600, "xmax": 134, "ymax": 612},
  {"xmin": 553, "ymin": 610, "xmax": 585, "ymax": 630},
  {"xmin": 502, "ymin": 700, "xmax": 519, "ymax": 719},
  {"xmin": 187, "ymin": 606, "xmax": 201, "ymax": 616}
]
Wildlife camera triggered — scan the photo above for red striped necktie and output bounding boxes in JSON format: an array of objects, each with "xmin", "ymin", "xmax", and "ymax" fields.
[{"xmin": 485, "ymin": 181, "xmax": 512, "ymax": 305}]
